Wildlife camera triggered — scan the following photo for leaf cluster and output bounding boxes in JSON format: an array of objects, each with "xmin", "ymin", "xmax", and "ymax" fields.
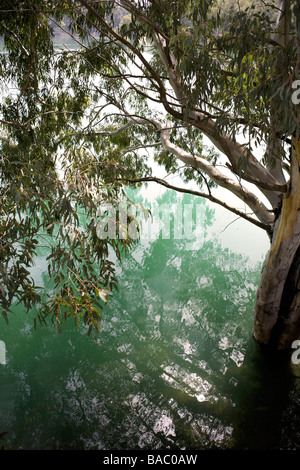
[{"xmin": 0, "ymin": 1, "xmax": 149, "ymax": 334}]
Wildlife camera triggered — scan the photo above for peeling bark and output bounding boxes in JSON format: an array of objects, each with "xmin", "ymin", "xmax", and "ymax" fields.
[{"xmin": 253, "ymin": 140, "xmax": 300, "ymax": 349}]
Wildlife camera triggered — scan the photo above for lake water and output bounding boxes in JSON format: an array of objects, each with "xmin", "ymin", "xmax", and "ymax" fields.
[{"xmin": 1, "ymin": 185, "xmax": 300, "ymax": 451}]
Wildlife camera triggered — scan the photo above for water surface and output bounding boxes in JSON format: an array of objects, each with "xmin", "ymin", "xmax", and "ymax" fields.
[{"xmin": 0, "ymin": 188, "xmax": 299, "ymax": 450}]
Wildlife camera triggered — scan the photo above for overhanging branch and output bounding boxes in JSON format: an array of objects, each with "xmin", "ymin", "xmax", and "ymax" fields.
[{"xmin": 120, "ymin": 176, "xmax": 273, "ymax": 235}]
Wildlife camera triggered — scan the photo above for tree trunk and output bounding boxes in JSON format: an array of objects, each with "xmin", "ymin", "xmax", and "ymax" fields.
[{"xmin": 253, "ymin": 139, "xmax": 300, "ymax": 350}]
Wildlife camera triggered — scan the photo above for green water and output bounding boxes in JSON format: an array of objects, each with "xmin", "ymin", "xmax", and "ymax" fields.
[{"xmin": 1, "ymin": 188, "xmax": 300, "ymax": 450}]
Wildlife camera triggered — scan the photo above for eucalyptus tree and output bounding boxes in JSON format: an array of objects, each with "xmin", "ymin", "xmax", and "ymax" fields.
[{"xmin": 1, "ymin": 0, "xmax": 300, "ymax": 349}]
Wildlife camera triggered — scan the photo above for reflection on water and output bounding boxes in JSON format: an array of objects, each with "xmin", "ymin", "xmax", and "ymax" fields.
[{"xmin": 0, "ymin": 189, "xmax": 300, "ymax": 450}]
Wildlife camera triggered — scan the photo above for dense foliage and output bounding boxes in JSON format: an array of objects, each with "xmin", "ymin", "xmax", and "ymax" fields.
[{"xmin": 0, "ymin": 0, "xmax": 151, "ymax": 333}]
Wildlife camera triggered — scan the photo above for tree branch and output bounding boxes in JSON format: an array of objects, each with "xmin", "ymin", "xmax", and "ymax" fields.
[
  {"xmin": 120, "ymin": 175, "xmax": 272, "ymax": 234},
  {"xmin": 77, "ymin": 0, "xmax": 183, "ymax": 120},
  {"xmin": 80, "ymin": 111, "xmax": 275, "ymax": 226},
  {"xmin": 152, "ymin": 32, "xmax": 288, "ymax": 204},
  {"xmin": 155, "ymin": 119, "xmax": 275, "ymax": 226}
]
